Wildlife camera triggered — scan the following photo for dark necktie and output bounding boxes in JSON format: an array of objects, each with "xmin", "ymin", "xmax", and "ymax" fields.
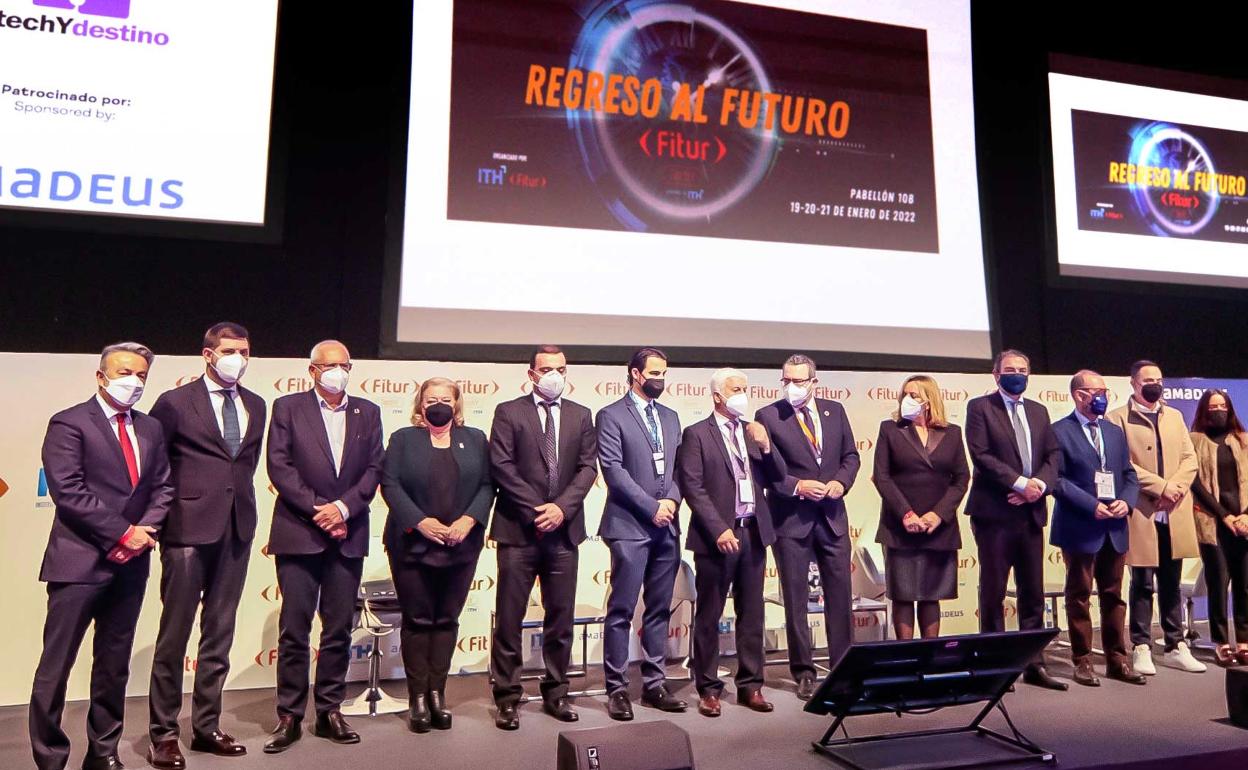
[
  {"xmin": 221, "ymin": 390, "xmax": 241, "ymax": 459},
  {"xmin": 1009, "ymin": 400, "xmax": 1032, "ymax": 477},
  {"xmin": 541, "ymin": 401, "xmax": 558, "ymax": 498},
  {"xmin": 645, "ymin": 402, "xmax": 664, "ymax": 484},
  {"xmin": 798, "ymin": 406, "xmax": 821, "ymax": 462},
  {"xmin": 725, "ymin": 419, "xmax": 751, "ymax": 519},
  {"xmin": 1087, "ymin": 420, "xmax": 1104, "ymax": 468}
]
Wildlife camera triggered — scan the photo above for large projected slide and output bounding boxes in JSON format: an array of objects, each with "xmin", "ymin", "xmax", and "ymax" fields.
[
  {"xmin": 0, "ymin": 0, "xmax": 279, "ymax": 225},
  {"xmin": 1050, "ymin": 55, "xmax": 1248, "ymax": 287},
  {"xmin": 396, "ymin": 0, "xmax": 990, "ymax": 360}
]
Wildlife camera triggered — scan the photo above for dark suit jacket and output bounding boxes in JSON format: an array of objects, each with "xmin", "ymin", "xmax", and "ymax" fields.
[
  {"xmin": 488, "ymin": 395, "xmax": 599, "ymax": 547},
  {"xmin": 1051, "ymin": 413, "xmax": 1141, "ymax": 555},
  {"xmin": 754, "ymin": 398, "xmax": 860, "ymax": 538},
  {"xmin": 148, "ymin": 378, "xmax": 267, "ymax": 545},
  {"xmin": 596, "ymin": 395, "xmax": 683, "ymax": 541},
  {"xmin": 871, "ymin": 420, "xmax": 969, "ymax": 551},
  {"xmin": 964, "ymin": 393, "xmax": 1060, "ymax": 528},
  {"xmin": 676, "ymin": 415, "xmax": 787, "ymax": 555},
  {"xmin": 381, "ymin": 425, "xmax": 494, "ymax": 556},
  {"xmin": 39, "ymin": 397, "xmax": 174, "ymax": 583},
  {"xmin": 265, "ymin": 391, "xmax": 384, "ymax": 558}
]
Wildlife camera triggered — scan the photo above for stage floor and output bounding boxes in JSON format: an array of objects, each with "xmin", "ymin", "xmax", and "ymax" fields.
[{"xmin": 3, "ymin": 651, "xmax": 1246, "ymax": 770}]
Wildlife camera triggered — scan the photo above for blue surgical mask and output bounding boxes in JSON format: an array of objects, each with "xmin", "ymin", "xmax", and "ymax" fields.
[
  {"xmin": 999, "ymin": 373, "xmax": 1028, "ymax": 396},
  {"xmin": 1090, "ymin": 393, "xmax": 1109, "ymax": 416}
]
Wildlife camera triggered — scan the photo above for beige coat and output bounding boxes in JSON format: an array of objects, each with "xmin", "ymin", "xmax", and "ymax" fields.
[
  {"xmin": 1189, "ymin": 430, "xmax": 1248, "ymax": 545},
  {"xmin": 1107, "ymin": 402, "xmax": 1198, "ymax": 566}
]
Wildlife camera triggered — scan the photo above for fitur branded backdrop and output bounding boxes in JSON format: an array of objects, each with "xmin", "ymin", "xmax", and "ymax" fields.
[{"xmin": 0, "ymin": 353, "xmax": 1146, "ymax": 707}]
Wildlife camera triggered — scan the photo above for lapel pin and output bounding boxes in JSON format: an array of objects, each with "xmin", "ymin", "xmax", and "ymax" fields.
[
  {"xmin": 824, "ymin": 411, "xmax": 830, "ymax": 416},
  {"xmin": 353, "ymin": 408, "xmax": 360, "ymax": 414},
  {"xmin": 458, "ymin": 442, "xmax": 465, "ymax": 449}
]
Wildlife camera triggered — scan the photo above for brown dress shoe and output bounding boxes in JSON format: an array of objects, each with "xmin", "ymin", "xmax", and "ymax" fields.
[
  {"xmin": 1235, "ymin": 647, "xmax": 1248, "ymax": 667},
  {"xmin": 190, "ymin": 731, "xmax": 246, "ymax": 756},
  {"xmin": 1072, "ymin": 660, "xmax": 1100, "ymax": 687},
  {"xmin": 697, "ymin": 694, "xmax": 721, "ymax": 717},
  {"xmin": 146, "ymin": 739, "xmax": 185, "ymax": 770},
  {"xmin": 736, "ymin": 689, "xmax": 774, "ymax": 712},
  {"xmin": 1106, "ymin": 665, "xmax": 1147, "ymax": 685}
]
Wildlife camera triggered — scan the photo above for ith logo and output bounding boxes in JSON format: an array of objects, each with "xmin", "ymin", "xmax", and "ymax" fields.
[{"xmin": 34, "ymin": 0, "xmax": 130, "ymax": 19}]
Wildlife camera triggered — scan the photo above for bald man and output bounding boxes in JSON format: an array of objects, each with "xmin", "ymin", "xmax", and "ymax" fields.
[{"xmin": 263, "ymin": 341, "xmax": 384, "ymax": 752}]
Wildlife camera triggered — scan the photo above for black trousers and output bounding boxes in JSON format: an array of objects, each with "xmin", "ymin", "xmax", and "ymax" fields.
[
  {"xmin": 692, "ymin": 519, "xmax": 766, "ymax": 698},
  {"xmin": 773, "ymin": 520, "xmax": 852, "ymax": 679},
  {"xmin": 148, "ymin": 520, "xmax": 250, "ymax": 741},
  {"xmin": 389, "ymin": 551, "xmax": 478, "ymax": 697},
  {"xmin": 1200, "ymin": 526, "xmax": 1248, "ymax": 645},
  {"xmin": 491, "ymin": 537, "xmax": 579, "ymax": 706},
  {"xmin": 972, "ymin": 518, "xmax": 1046, "ymax": 636},
  {"xmin": 29, "ymin": 569, "xmax": 147, "ymax": 770},
  {"xmin": 1129, "ymin": 521, "xmax": 1185, "ymax": 650},
  {"xmin": 274, "ymin": 551, "xmax": 363, "ymax": 718}
]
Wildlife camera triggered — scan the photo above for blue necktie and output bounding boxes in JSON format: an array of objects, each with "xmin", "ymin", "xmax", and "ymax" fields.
[
  {"xmin": 645, "ymin": 402, "xmax": 664, "ymax": 484},
  {"xmin": 221, "ymin": 391, "xmax": 241, "ymax": 458}
]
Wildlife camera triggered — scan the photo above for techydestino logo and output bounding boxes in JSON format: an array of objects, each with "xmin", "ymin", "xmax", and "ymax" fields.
[{"xmin": 1, "ymin": 0, "xmax": 171, "ymax": 46}]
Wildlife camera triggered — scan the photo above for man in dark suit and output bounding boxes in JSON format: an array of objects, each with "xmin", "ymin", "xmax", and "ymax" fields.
[
  {"xmin": 754, "ymin": 354, "xmax": 859, "ymax": 699},
  {"xmin": 30, "ymin": 342, "xmax": 174, "ymax": 770},
  {"xmin": 596, "ymin": 348, "xmax": 686, "ymax": 721},
  {"xmin": 677, "ymin": 368, "xmax": 786, "ymax": 718},
  {"xmin": 489, "ymin": 345, "xmax": 598, "ymax": 730},
  {"xmin": 964, "ymin": 349, "xmax": 1066, "ymax": 691},
  {"xmin": 146, "ymin": 323, "xmax": 267, "ymax": 769},
  {"xmin": 262, "ymin": 340, "xmax": 384, "ymax": 753},
  {"xmin": 1052, "ymin": 370, "xmax": 1144, "ymax": 687}
]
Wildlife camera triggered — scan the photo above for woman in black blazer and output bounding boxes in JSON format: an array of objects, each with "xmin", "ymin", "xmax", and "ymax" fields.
[
  {"xmin": 381, "ymin": 377, "xmax": 493, "ymax": 733},
  {"xmin": 872, "ymin": 375, "xmax": 970, "ymax": 640}
]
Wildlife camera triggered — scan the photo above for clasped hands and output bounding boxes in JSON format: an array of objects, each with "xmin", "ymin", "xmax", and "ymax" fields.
[
  {"xmin": 1154, "ymin": 481, "xmax": 1188, "ymax": 513},
  {"xmin": 1094, "ymin": 500, "xmax": 1131, "ymax": 520},
  {"xmin": 902, "ymin": 511, "xmax": 942, "ymax": 534},
  {"xmin": 314, "ymin": 502, "xmax": 348, "ymax": 540},
  {"xmin": 1006, "ymin": 478, "xmax": 1046, "ymax": 506},
  {"xmin": 416, "ymin": 515, "xmax": 477, "ymax": 545},
  {"xmin": 652, "ymin": 498, "xmax": 678, "ymax": 527},
  {"xmin": 106, "ymin": 524, "xmax": 158, "ymax": 564},
  {"xmin": 796, "ymin": 479, "xmax": 846, "ymax": 502}
]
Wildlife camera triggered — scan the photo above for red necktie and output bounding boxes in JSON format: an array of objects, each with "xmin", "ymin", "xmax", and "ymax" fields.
[{"xmin": 116, "ymin": 413, "xmax": 139, "ymax": 488}]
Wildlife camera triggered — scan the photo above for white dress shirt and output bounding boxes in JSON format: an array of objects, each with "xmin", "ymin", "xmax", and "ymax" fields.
[
  {"xmin": 1074, "ymin": 409, "xmax": 1107, "ymax": 469},
  {"xmin": 204, "ymin": 375, "xmax": 249, "ymax": 438},
  {"xmin": 533, "ymin": 392, "xmax": 563, "ymax": 459},
  {"xmin": 1000, "ymin": 391, "xmax": 1042, "ymax": 494},
  {"xmin": 318, "ymin": 393, "xmax": 351, "ymax": 520},
  {"xmin": 95, "ymin": 393, "xmax": 141, "ymax": 476},
  {"xmin": 628, "ymin": 389, "xmax": 662, "ymax": 450},
  {"xmin": 713, "ymin": 411, "xmax": 755, "ymax": 517}
]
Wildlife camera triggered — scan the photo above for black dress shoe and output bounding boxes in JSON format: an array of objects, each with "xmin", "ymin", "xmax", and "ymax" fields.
[
  {"xmin": 190, "ymin": 731, "xmax": 246, "ymax": 757},
  {"xmin": 608, "ymin": 690, "xmax": 634, "ymax": 721},
  {"xmin": 543, "ymin": 697, "xmax": 580, "ymax": 722},
  {"xmin": 408, "ymin": 693, "xmax": 432, "ymax": 733},
  {"xmin": 495, "ymin": 702, "xmax": 520, "ymax": 731},
  {"xmin": 1022, "ymin": 664, "xmax": 1069, "ymax": 691},
  {"xmin": 1073, "ymin": 661, "xmax": 1101, "ymax": 687},
  {"xmin": 1106, "ymin": 666, "xmax": 1147, "ymax": 685},
  {"xmin": 263, "ymin": 716, "xmax": 302, "ymax": 754},
  {"xmin": 313, "ymin": 711, "xmax": 360, "ymax": 744},
  {"xmin": 146, "ymin": 739, "xmax": 185, "ymax": 769},
  {"xmin": 83, "ymin": 755, "xmax": 125, "ymax": 770},
  {"xmin": 428, "ymin": 690, "xmax": 452, "ymax": 731},
  {"xmin": 641, "ymin": 685, "xmax": 688, "ymax": 712},
  {"xmin": 795, "ymin": 676, "xmax": 816, "ymax": 701}
]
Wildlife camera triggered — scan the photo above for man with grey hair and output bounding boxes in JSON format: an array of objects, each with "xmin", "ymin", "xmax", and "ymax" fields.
[
  {"xmin": 755, "ymin": 354, "xmax": 859, "ymax": 699},
  {"xmin": 677, "ymin": 368, "xmax": 786, "ymax": 717},
  {"xmin": 31, "ymin": 342, "xmax": 174, "ymax": 770},
  {"xmin": 263, "ymin": 340, "xmax": 384, "ymax": 752}
]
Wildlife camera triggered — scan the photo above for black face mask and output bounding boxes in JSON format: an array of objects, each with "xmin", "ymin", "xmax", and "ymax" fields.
[
  {"xmin": 1141, "ymin": 383, "xmax": 1164, "ymax": 403},
  {"xmin": 425, "ymin": 403, "xmax": 453, "ymax": 428},
  {"xmin": 641, "ymin": 377, "xmax": 665, "ymax": 399},
  {"xmin": 1207, "ymin": 411, "xmax": 1229, "ymax": 430}
]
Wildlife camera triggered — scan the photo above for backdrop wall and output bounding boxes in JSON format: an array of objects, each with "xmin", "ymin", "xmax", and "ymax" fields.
[{"xmin": 0, "ymin": 352, "xmax": 1148, "ymax": 707}]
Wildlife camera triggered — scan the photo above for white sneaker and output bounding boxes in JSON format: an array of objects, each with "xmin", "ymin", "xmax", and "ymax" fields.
[
  {"xmin": 1133, "ymin": 644, "xmax": 1156, "ymax": 676},
  {"xmin": 1163, "ymin": 641, "xmax": 1207, "ymax": 673}
]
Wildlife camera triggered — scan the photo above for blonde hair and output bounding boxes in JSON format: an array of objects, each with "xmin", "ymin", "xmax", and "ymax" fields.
[
  {"xmin": 893, "ymin": 375, "xmax": 949, "ymax": 428},
  {"xmin": 410, "ymin": 377, "xmax": 465, "ymax": 427}
]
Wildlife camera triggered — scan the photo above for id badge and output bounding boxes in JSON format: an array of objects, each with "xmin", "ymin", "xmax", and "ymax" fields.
[
  {"xmin": 653, "ymin": 451, "xmax": 666, "ymax": 477},
  {"xmin": 1094, "ymin": 470, "xmax": 1116, "ymax": 501},
  {"xmin": 738, "ymin": 477, "xmax": 755, "ymax": 504}
]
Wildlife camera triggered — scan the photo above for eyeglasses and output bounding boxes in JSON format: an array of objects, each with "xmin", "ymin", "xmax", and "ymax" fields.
[
  {"xmin": 780, "ymin": 377, "xmax": 815, "ymax": 386},
  {"xmin": 1076, "ymin": 388, "xmax": 1108, "ymax": 397}
]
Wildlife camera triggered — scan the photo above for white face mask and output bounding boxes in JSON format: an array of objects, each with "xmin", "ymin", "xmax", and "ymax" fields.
[
  {"xmin": 724, "ymin": 392, "xmax": 749, "ymax": 419},
  {"xmin": 212, "ymin": 353, "xmax": 248, "ymax": 385},
  {"xmin": 104, "ymin": 374, "xmax": 145, "ymax": 408},
  {"xmin": 900, "ymin": 395, "xmax": 925, "ymax": 421},
  {"xmin": 785, "ymin": 382, "xmax": 812, "ymax": 408},
  {"xmin": 534, "ymin": 370, "xmax": 566, "ymax": 401},
  {"xmin": 318, "ymin": 366, "xmax": 350, "ymax": 395}
]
